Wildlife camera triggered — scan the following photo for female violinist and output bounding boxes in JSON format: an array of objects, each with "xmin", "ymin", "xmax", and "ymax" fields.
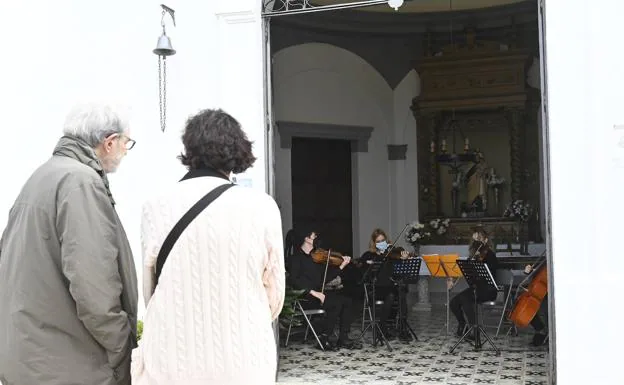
[
  {"xmin": 286, "ymin": 227, "xmax": 362, "ymax": 350},
  {"xmin": 449, "ymin": 228, "xmax": 499, "ymax": 339},
  {"xmin": 359, "ymin": 228, "xmax": 412, "ymax": 341}
]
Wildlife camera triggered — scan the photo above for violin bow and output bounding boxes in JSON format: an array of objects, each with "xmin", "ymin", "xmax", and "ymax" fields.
[{"xmin": 320, "ymin": 248, "xmax": 331, "ymax": 294}]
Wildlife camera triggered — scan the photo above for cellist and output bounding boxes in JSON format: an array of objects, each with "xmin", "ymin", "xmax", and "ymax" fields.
[
  {"xmin": 523, "ymin": 263, "xmax": 549, "ymax": 346},
  {"xmin": 287, "ymin": 227, "xmax": 362, "ymax": 350},
  {"xmin": 449, "ymin": 229, "xmax": 499, "ymax": 339}
]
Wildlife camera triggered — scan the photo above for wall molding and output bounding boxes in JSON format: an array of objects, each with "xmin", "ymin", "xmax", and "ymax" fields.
[
  {"xmin": 387, "ymin": 144, "xmax": 408, "ymax": 160},
  {"xmin": 276, "ymin": 121, "xmax": 374, "ymax": 152}
]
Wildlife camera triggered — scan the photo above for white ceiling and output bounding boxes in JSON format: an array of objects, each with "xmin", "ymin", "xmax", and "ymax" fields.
[{"xmin": 312, "ymin": 0, "xmax": 527, "ymax": 13}]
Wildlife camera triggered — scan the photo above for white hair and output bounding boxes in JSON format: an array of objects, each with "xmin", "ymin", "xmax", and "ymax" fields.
[{"xmin": 62, "ymin": 102, "xmax": 130, "ymax": 147}]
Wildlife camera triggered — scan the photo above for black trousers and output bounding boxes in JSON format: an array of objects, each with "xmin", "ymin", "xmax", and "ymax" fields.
[
  {"xmin": 304, "ymin": 290, "xmax": 354, "ymax": 339},
  {"xmin": 374, "ymin": 285, "xmax": 407, "ymax": 327},
  {"xmin": 529, "ymin": 293, "xmax": 548, "ymax": 332},
  {"xmin": 450, "ymin": 286, "xmax": 497, "ymax": 325}
]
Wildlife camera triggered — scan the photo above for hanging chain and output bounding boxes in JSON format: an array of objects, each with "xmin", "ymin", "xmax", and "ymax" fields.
[{"xmin": 158, "ymin": 55, "xmax": 168, "ymax": 132}]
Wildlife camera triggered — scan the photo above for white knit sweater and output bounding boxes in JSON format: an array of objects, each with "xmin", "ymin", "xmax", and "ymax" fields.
[{"xmin": 131, "ymin": 176, "xmax": 285, "ymax": 385}]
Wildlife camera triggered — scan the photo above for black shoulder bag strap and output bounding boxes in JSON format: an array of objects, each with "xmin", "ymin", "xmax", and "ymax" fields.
[{"xmin": 154, "ymin": 183, "xmax": 235, "ymax": 285}]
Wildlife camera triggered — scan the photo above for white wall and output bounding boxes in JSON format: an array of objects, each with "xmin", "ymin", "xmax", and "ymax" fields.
[
  {"xmin": 545, "ymin": 0, "xmax": 623, "ymax": 383},
  {"xmin": 0, "ymin": 0, "xmax": 266, "ymax": 318},
  {"xmin": 272, "ymin": 43, "xmax": 420, "ymax": 257},
  {"xmin": 390, "ymin": 71, "xmax": 421, "ymax": 238}
]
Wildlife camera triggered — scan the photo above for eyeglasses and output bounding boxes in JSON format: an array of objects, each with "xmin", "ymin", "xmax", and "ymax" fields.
[
  {"xmin": 124, "ymin": 137, "xmax": 136, "ymax": 150},
  {"xmin": 107, "ymin": 133, "xmax": 136, "ymax": 150}
]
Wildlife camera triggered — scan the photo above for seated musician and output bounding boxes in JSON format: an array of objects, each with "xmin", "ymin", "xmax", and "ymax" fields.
[
  {"xmin": 360, "ymin": 228, "xmax": 411, "ymax": 340},
  {"xmin": 524, "ymin": 263, "xmax": 549, "ymax": 346},
  {"xmin": 287, "ymin": 228, "xmax": 362, "ymax": 350},
  {"xmin": 450, "ymin": 229, "xmax": 499, "ymax": 339}
]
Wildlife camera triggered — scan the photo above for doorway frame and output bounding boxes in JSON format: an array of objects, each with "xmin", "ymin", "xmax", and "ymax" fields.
[
  {"xmin": 536, "ymin": 0, "xmax": 556, "ymax": 383},
  {"xmin": 262, "ymin": 1, "xmax": 557, "ymax": 384},
  {"xmin": 275, "ymin": 120, "xmax": 373, "ymax": 253}
]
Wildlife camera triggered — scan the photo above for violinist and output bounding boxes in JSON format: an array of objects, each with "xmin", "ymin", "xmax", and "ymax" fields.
[
  {"xmin": 360, "ymin": 228, "xmax": 411, "ymax": 340},
  {"xmin": 523, "ymin": 263, "xmax": 549, "ymax": 346},
  {"xmin": 287, "ymin": 228, "xmax": 362, "ymax": 350},
  {"xmin": 449, "ymin": 229, "xmax": 499, "ymax": 339}
]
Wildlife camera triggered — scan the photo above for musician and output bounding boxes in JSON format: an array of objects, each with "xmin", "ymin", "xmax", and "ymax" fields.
[
  {"xmin": 524, "ymin": 263, "xmax": 549, "ymax": 346},
  {"xmin": 449, "ymin": 229, "xmax": 499, "ymax": 338},
  {"xmin": 360, "ymin": 228, "xmax": 410, "ymax": 340},
  {"xmin": 287, "ymin": 228, "xmax": 362, "ymax": 350}
]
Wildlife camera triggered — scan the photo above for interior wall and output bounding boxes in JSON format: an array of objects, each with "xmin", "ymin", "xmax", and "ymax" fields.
[
  {"xmin": 272, "ymin": 42, "xmax": 420, "ymax": 257},
  {"xmin": 390, "ymin": 70, "xmax": 421, "ymax": 239}
]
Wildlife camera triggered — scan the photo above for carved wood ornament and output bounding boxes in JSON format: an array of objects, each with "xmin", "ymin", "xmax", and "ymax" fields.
[{"xmin": 412, "ymin": 29, "xmax": 538, "ymax": 244}]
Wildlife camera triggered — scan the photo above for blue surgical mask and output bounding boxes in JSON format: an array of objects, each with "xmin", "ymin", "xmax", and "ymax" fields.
[{"xmin": 376, "ymin": 241, "xmax": 388, "ymax": 251}]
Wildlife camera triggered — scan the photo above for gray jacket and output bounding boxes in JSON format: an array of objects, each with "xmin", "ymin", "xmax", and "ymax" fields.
[{"xmin": 0, "ymin": 136, "xmax": 138, "ymax": 385}]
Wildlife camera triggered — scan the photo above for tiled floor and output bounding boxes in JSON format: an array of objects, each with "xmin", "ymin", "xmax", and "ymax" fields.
[{"xmin": 277, "ymin": 306, "xmax": 550, "ymax": 385}]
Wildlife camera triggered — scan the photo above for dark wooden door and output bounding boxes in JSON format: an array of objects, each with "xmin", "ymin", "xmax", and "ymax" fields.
[{"xmin": 291, "ymin": 137, "xmax": 353, "ymax": 256}]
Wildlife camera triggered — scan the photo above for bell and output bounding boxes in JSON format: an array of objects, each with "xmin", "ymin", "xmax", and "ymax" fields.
[{"xmin": 153, "ymin": 33, "xmax": 176, "ymax": 56}]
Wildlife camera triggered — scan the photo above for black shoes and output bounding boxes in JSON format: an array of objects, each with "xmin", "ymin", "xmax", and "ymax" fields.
[
  {"xmin": 337, "ymin": 337, "xmax": 363, "ymax": 350},
  {"xmin": 317, "ymin": 334, "xmax": 338, "ymax": 351},
  {"xmin": 531, "ymin": 332, "xmax": 548, "ymax": 346}
]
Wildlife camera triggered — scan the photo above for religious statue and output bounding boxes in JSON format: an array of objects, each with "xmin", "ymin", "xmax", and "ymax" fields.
[{"xmin": 464, "ymin": 151, "xmax": 488, "ymax": 213}]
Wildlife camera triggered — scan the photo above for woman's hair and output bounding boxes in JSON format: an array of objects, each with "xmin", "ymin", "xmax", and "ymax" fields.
[
  {"xmin": 178, "ymin": 108, "xmax": 256, "ymax": 173},
  {"xmin": 368, "ymin": 228, "xmax": 391, "ymax": 252},
  {"xmin": 284, "ymin": 229, "xmax": 296, "ymax": 258},
  {"xmin": 470, "ymin": 228, "xmax": 493, "ymax": 255}
]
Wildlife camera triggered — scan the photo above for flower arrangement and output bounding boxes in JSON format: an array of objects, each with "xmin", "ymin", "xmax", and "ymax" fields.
[
  {"xmin": 405, "ymin": 218, "xmax": 450, "ymax": 247},
  {"xmin": 430, "ymin": 218, "xmax": 451, "ymax": 236},
  {"xmin": 503, "ymin": 200, "xmax": 533, "ymax": 222},
  {"xmin": 405, "ymin": 221, "xmax": 430, "ymax": 247}
]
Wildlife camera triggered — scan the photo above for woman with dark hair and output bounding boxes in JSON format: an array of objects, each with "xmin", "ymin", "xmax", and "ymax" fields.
[
  {"xmin": 287, "ymin": 227, "xmax": 362, "ymax": 351},
  {"xmin": 133, "ymin": 109, "xmax": 285, "ymax": 385},
  {"xmin": 449, "ymin": 229, "xmax": 499, "ymax": 339}
]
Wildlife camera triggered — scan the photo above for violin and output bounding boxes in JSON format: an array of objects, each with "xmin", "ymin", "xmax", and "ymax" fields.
[
  {"xmin": 311, "ymin": 248, "xmax": 347, "ymax": 267},
  {"xmin": 508, "ymin": 258, "xmax": 548, "ymax": 328},
  {"xmin": 384, "ymin": 245, "xmax": 416, "ymax": 260}
]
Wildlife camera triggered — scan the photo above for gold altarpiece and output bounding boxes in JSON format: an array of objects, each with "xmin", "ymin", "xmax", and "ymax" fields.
[{"xmin": 411, "ymin": 35, "xmax": 541, "ymax": 245}]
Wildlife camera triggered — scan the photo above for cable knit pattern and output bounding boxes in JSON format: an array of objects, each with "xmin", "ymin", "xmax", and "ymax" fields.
[{"xmin": 132, "ymin": 176, "xmax": 285, "ymax": 385}]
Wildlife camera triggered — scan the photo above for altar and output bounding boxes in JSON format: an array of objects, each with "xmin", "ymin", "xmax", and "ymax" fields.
[{"xmin": 411, "ymin": 28, "xmax": 542, "ymax": 245}]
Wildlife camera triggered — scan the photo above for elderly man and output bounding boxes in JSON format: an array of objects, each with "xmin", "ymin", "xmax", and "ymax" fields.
[{"xmin": 0, "ymin": 103, "xmax": 138, "ymax": 385}]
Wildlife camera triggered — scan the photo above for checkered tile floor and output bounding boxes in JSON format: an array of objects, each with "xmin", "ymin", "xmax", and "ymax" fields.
[{"xmin": 277, "ymin": 306, "xmax": 549, "ymax": 385}]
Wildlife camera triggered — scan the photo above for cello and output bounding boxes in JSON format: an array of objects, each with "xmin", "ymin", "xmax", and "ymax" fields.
[{"xmin": 508, "ymin": 257, "xmax": 548, "ymax": 328}]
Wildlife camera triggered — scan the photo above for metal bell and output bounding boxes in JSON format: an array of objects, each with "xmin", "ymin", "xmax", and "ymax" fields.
[{"xmin": 153, "ymin": 33, "xmax": 176, "ymax": 56}]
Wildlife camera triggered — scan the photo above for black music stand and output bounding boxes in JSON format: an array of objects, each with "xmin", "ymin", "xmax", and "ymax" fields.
[
  {"xmin": 449, "ymin": 259, "xmax": 501, "ymax": 354},
  {"xmin": 391, "ymin": 257, "xmax": 421, "ymax": 342},
  {"xmin": 358, "ymin": 260, "xmax": 393, "ymax": 351}
]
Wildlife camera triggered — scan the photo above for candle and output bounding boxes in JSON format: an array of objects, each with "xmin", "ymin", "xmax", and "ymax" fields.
[
  {"xmin": 430, "ymin": 141, "xmax": 435, "ymax": 153},
  {"xmin": 441, "ymin": 139, "xmax": 447, "ymax": 152},
  {"xmin": 464, "ymin": 137, "xmax": 470, "ymax": 151}
]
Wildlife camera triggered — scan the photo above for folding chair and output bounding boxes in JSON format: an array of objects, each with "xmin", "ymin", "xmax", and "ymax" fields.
[{"xmin": 284, "ymin": 299, "xmax": 326, "ymax": 351}]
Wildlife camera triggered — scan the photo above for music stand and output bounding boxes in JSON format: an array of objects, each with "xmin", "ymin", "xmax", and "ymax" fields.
[
  {"xmin": 449, "ymin": 259, "xmax": 501, "ymax": 354},
  {"xmin": 358, "ymin": 260, "xmax": 393, "ymax": 351},
  {"xmin": 391, "ymin": 257, "xmax": 421, "ymax": 341},
  {"xmin": 422, "ymin": 254, "xmax": 463, "ymax": 335}
]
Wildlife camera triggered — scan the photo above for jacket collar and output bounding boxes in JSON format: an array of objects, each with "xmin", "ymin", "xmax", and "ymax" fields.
[
  {"xmin": 180, "ymin": 168, "xmax": 231, "ymax": 182},
  {"xmin": 52, "ymin": 135, "xmax": 116, "ymax": 206}
]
